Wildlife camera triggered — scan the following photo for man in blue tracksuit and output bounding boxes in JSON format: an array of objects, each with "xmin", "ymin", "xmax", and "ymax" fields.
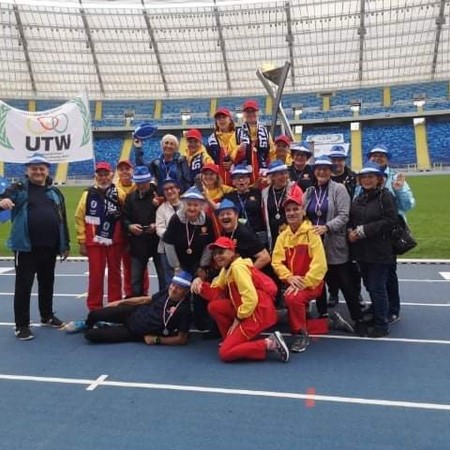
[
  {"xmin": 368, "ymin": 144, "xmax": 416, "ymax": 323},
  {"xmin": 0, "ymin": 155, "xmax": 70, "ymax": 340}
]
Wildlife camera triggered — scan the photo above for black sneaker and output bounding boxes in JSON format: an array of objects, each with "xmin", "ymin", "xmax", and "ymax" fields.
[
  {"xmin": 328, "ymin": 310, "xmax": 354, "ymax": 333},
  {"xmin": 15, "ymin": 326, "xmax": 34, "ymax": 341},
  {"xmin": 290, "ymin": 330, "xmax": 310, "ymax": 353},
  {"xmin": 368, "ymin": 328, "xmax": 389, "ymax": 338},
  {"xmin": 268, "ymin": 331, "xmax": 290, "ymax": 362},
  {"xmin": 388, "ymin": 314, "xmax": 400, "ymax": 325},
  {"xmin": 41, "ymin": 315, "xmax": 65, "ymax": 328},
  {"xmin": 354, "ymin": 320, "xmax": 368, "ymax": 337}
]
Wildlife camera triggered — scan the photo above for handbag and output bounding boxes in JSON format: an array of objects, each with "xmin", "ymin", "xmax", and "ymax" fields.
[{"xmin": 391, "ymin": 214, "xmax": 417, "ymax": 255}]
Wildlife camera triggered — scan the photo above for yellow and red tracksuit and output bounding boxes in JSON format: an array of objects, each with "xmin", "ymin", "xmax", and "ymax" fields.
[
  {"xmin": 201, "ymin": 257, "xmax": 277, "ymax": 362},
  {"xmin": 75, "ymin": 186, "xmax": 126, "ymax": 311},
  {"xmin": 116, "ymin": 181, "xmax": 149, "ymax": 298},
  {"xmin": 214, "ymin": 131, "xmax": 245, "ymax": 186},
  {"xmin": 272, "ymin": 219, "xmax": 328, "ymax": 334}
]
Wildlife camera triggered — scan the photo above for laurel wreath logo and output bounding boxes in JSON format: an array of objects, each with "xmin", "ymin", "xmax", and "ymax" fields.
[
  {"xmin": 70, "ymin": 97, "xmax": 92, "ymax": 147},
  {"xmin": 0, "ymin": 103, "xmax": 13, "ymax": 150}
]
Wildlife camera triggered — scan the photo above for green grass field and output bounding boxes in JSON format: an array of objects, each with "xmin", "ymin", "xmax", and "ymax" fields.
[{"xmin": 0, "ymin": 175, "xmax": 449, "ymax": 258}]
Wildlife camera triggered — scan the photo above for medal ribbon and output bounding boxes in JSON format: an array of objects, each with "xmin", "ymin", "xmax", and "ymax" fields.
[
  {"xmin": 185, "ymin": 221, "xmax": 196, "ymax": 251},
  {"xmin": 162, "ymin": 296, "xmax": 184, "ymax": 334},
  {"xmin": 271, "ymin": 186, "xmax": 286, "ymax": 218},
  {"xmin": 313, "ymin": 185, "xmax": 328, "ymax": 224}
]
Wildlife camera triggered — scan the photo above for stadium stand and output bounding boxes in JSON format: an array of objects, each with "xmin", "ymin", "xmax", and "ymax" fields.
[
  {"xmin": 362, "ymin": 122, "xmax": 416, "ymax": 167},
  {"xmin": 426, "ymin": 118, "xmax": 450, "ymax": 165}
]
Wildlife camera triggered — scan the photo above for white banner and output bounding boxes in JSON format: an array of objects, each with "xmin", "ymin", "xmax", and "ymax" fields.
[{"xmin": 0, "ymin": 93, "xmax": 93, "ymax": 164}]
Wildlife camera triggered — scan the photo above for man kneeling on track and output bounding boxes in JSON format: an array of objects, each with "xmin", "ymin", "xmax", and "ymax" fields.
[
  {"xmin": 271, "ymin": 195, "xmax": 350, "ymax": 353},
  {"xmin": 62, "ymin": 272, "xmax": 192, "ymax": 346},
  {"xmin": 191, "ymin": 236, "xmax": 289, "ymax": 363}
]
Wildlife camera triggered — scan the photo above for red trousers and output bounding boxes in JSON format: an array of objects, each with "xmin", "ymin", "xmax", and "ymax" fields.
[
  {"xmin": 121, "ymin": 245, "xmax": 149, "ymax": 298},
  {"xmin": 284, "ymin": 282, "xmax": 329, "ymax": 335},
  {"xmin": 86, "ymin": 245, "xmax": 123, "ymax": 311},
  {"xmin": 208, "ymin": 295, "xmax": 277, "ymax": 362}
]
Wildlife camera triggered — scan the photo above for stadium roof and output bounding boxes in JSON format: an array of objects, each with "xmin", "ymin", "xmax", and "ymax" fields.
[{"xmin": 1, "ymin": 0, "xmax": 449, "ymax": 99}]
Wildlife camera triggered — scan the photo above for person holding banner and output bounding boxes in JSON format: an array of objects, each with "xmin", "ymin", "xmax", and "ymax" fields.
[
  {"xmin": 0, "ymin": 155, "xmax": 70, "ymax": 341},
  {"xmin": 75, "ymin": 162, "xmax": 126, "ymax": 311}
]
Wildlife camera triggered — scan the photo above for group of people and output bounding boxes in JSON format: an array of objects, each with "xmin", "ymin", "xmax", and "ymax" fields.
[{"xmin": 0, "ymin": 99, "xmax": 416, "ymax": 364}]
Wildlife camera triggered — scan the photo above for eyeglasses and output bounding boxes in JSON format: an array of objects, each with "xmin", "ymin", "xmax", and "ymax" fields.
[{"xmin": 164, "ymin": 185, "xmax": 178, "ymax": 192}]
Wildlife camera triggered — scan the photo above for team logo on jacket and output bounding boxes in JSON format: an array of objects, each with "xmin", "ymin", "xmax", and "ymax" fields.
[{"xmin": 200, "ymin": 226, "xmax": 208, "ymax": 235}]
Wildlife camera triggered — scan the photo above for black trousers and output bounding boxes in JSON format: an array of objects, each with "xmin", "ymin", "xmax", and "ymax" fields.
[
  {"xmin": 14, "ymin": 248, "xmax": 57, "ymax": 327},
  {"xmin": 84, "ymin": 304, "xmax": 143, "ymax": 344},
  {"xmin": 316, "ymin": 261, "xmax": 363, "ymax": 322},
  {"xmin": 328, "ymin": 261, "xmax": 362, "ymax": 298}
]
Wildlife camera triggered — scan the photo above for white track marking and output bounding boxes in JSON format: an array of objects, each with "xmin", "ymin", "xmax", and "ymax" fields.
[
  {"xmin": 439, "ymin": 272, "xmax": 450, "ymax": 280},
  {"xmin": 0, "ymin": 292, "xmax": 82, "ymax": 297},
  {"xmin": 86, "ymin": 374, "xmax": 109, "ymax": 391},
  {"xmin": 0, "ymin": 268, "xmax": 13, "ymax": 274},
  {"xmin": 0, "ymin": 373, "xmax": 449, "ymax": 412}
]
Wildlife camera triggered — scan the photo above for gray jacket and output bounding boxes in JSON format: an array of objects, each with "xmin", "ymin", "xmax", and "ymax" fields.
[{"xmin": 303, "ymin": 180, "xmax": 350, "ymax": 265}]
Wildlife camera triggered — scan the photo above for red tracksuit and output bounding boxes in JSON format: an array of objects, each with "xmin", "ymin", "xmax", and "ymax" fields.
[
  {"xmin": 75, "ymin": 188, "xmax": 124, "ymax": 311},
  {"xmin": 201, "ymin": 257, "xmax": 277, "ymax": 362}
]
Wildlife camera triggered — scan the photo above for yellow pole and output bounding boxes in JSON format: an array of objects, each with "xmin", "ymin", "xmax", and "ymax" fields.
[
  {"xmin": 154, "ymin": 100, "xmax": 162, "ymax": 119},
  {"xmin": 210, "ymin": 98, "xmax": 218, "ymax": 117},
  {"xmin": 29, "ymin": 100, "xmax": 36, "ymax": 112},
  {"xmin": 322, "ymin": 96, "xmax": 330, "ymax": 112},
  {"xmin": 414, "ymin": 119, "xmax": 431, "ymax": 171},
  {"xmin": 383, "ymin": 87, "xmax": 391, "ymax": 107},
  {"xmin": 95, "ymin": 101, "xmax": 103, "ymax": 121},
  {"xmin": 351, "ymin": 123, "xmax": 363, "ymax": 172}
]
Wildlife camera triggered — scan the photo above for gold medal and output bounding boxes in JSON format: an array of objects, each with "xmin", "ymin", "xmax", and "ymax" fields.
[{"xmin": 186, "ymin": 248, "xmax": 193, "ymax": 254}]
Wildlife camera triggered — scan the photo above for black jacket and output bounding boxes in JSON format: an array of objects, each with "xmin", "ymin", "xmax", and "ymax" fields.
[
  {"xmin": 122, "ymin": 188, "xmax": 159, "ymax": 259},
  {"xmin": 349, "ymin": 187, "xmax": 398, "ymax": 264}
]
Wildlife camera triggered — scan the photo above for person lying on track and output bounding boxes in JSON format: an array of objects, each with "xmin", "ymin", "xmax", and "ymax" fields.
[{"xmin": 62, "ymin": 272, "xmax": 193, "ymax": 346}]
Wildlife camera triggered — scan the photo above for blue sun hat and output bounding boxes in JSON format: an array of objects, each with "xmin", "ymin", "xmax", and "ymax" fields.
[
  {"xmin": 329, "ymin": 145, "xmax": 347, "ymax": 159},
  {"xmin": 358, "ymin": 161, "xmax": 387, "ymax": 177},
  {"xmin": 26, "ymin": 154, "xmax": 50, "ymax": 166},
  {"xmin": 313, "ymin": 155, "xmax": 333, "ymax": 167},
  {"xmin": 171, "ymin": 271, "xmax": 193, "ymax": 288},
  {"xmin": 133, "ymin": 122, "xmax": 158, "ymax": 140},
  {"xmin": 290, "ymin": 141, "xmax": 312, "ymax": 156},
  {"xmin": 215, "ymin": 199, "xmax": 239, "ymax": 214},
  {"xmin": 231, "ymin": 164, "xmax": 252, "ymax": 177},
  {"xmin": 267, "ymin": 160, "xmax": 288, "ymax": 175},
  {"xmin": 132, "ymin": 166, "xmax": 152, "ymax": 184},
  {"xmin": 368, "ymin": 144, "xmax": 390, "ymax": 159},
  {"xmin": 181, "ymin": 186, "xmax": 206, "ymax": 202}
]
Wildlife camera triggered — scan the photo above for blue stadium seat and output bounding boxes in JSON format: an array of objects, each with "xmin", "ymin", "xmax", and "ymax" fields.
[
  {"xmin": 332, "ymin": 88, "xmax": 382, "ymax": 107},
  {"xmin": 391, "ymin": 81, "xmax": 448, "ymax": 102},
  {"xmin": 362, "ymin": 123, "xmax": 416, "ymax": 166},
  {"xmin": 426, "ymin": 118, "xmax": 450, "ymax": 164},
  {"xmin": 1, "ymin": 99, "xmax": 28, "ymax": 110},
  {"xmin": 4, "ymin": 162, "xmax": 57, "ymax": 181}
]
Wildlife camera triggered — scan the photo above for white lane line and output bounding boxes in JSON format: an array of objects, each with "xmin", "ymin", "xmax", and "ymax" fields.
[
  {"xmin": 0, "ymin": 293, "xmax": 82, "ymax": 298},
  {"xmin": 398, "ymin": 279, "xmax": 449, "ymax": 283},
  {"xmin": 0, "ymin": 268, "xmax": 13, "ymax": 274},
  {"xmin": 0, "ymin": 273, "xmax": 158, "ymax": 278},
  {"xmin": 86, "ymin": 374, "xmax": 109, "ymax": 391},
  {"xmin": 0, "ymin": 373, "xmax": 450, "ymax": 412},
  {"xmin": 0, "ymin": 322, "xmax": 449, "ymax": 345},
  {"xmin": 439, "ymin": 272, "xmax": 450, "ymax": 280}
]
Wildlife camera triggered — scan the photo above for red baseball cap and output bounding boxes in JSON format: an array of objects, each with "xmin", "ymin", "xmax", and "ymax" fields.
[
  {"xmin": 95, "ymin": 162, "xmax": 112, "ymax": 172},
  {"xmin": 116, "ymin": 159, "xmax": 133, "ymax": 169},
  {"xmin": 243, "ymin": 100, "xmax": 260, "ymax": 111},
  {"xmin": 185, "ymin": 129, "xmax": 202, "ymax": 141},
  {"xmin": 201, "ymin": 163, "xmax": 220, "ymax": 175},
  {"xmin": 208, "ymin": 236, "xmax": 236, "ymax": 251},
  {"xmin": 283, "ymin": 196, "xmax": 303, "ymax": 208},
  {"xmin": 214, "ymin": 107, "xmax": 232, "ymax": 119},
  {"xmin": 275, "ymin": 135, "xmax": 291, "ymax": 146}
]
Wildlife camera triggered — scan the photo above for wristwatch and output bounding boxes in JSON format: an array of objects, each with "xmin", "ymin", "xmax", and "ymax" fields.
[{"xmin": 154, "ymin": 336, "xmax": 161, "ymax": 345}]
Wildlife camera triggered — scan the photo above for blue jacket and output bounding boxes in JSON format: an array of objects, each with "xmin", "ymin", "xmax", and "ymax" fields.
[
  {"xmin": 0, "ymin": 179, "xmax": 70, "ymax": 253},
  {"xmin": 383, "ymin": 167, "xmax": 416, "ymax": 218}
]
